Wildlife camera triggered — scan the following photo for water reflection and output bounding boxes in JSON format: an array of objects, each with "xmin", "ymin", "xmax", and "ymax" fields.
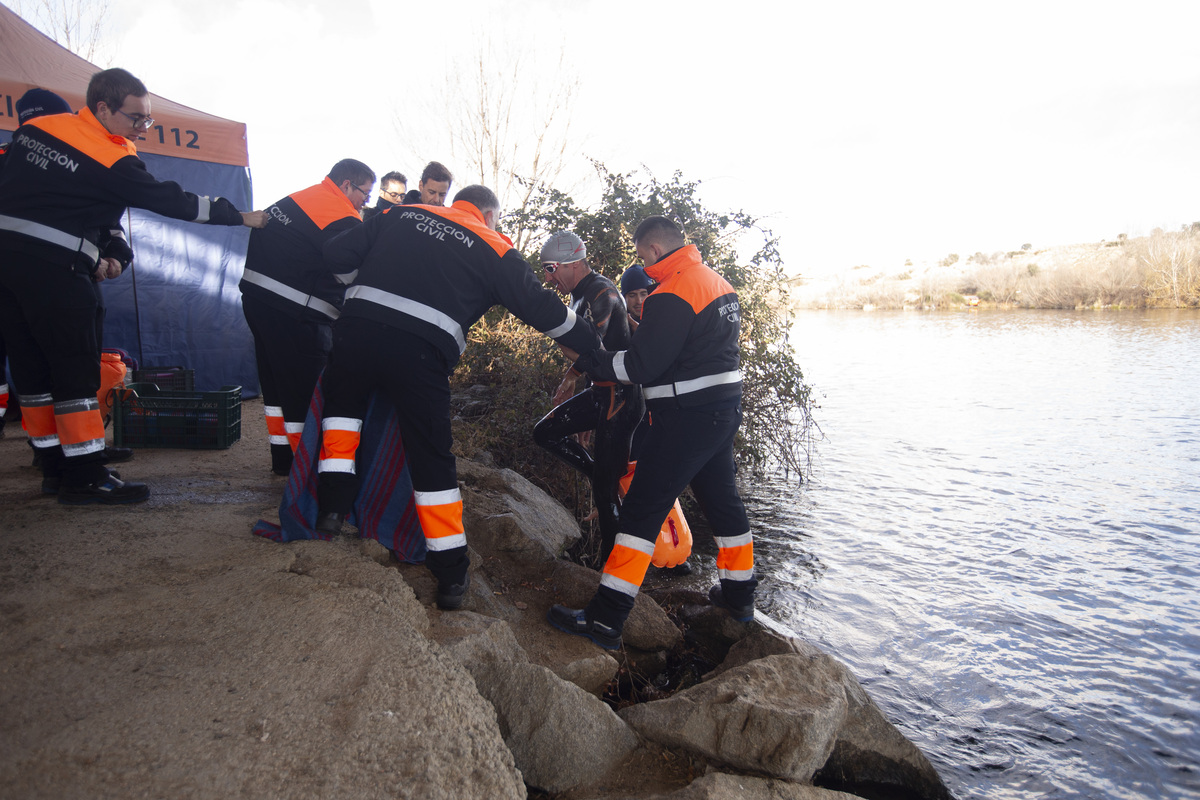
[{"xmin": 748, "ymin": 309, "xmax": 1200, "ymax": 800}]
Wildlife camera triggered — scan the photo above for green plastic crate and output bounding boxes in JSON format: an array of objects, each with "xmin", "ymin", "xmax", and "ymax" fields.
[
  {"xmin": 131, "ymin": 366, "xmax": 195, "ymax": 393},
  {"xmin": 112, "ymin": 383, "xmax": 241, "ymax": 449}
]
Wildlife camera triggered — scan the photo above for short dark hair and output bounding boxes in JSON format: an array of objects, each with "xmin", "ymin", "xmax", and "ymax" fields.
[
  {"xmin": 381, "ymin": 171, "xmax": 407, "ymax": 187},
  {"xmin": 421, "ymin": 161, "xmax": 453, "ymax": 184},
  {"xmin": 328, "ymin": 159, "xmax": 375, "ymax": 187},
  {"xmin": 633, "ymin": 215, "xmax": 685, "ymax": 248},
  {"xmin": 453, "ymin": 185, "xmax": 499, "ymax": 213},
  {"xmin": 86, "ymin": 68, "xmax": 148, "ymax": 114}
]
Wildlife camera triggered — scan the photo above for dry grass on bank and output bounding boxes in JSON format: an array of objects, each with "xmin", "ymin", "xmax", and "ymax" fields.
[{"xmin": 791, "ymin": 228, "xmax": 1200, "ymax": 310}]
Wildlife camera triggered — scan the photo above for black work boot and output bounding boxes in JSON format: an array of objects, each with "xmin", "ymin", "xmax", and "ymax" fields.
[
  {"xmin": 43, "ymin": 468, "xmax": 121, "ymax": 496},
  {"xmin": 708, "ymin": 584, "xmax": 754, "ymax": 622},
  {"xmin": 102, "ymin": 445, "xmax": 134, "ymax": 463},
  {"xmin": 546, "ymin": 605, "xmax": 622, "ymax": 650},
  {"xmin": 58, "ymin": 472, "xmax": 150, "ymax": 505},
  {"xmin": 314, "ymin": 511, "xmax": 345, "ymax": 535},
  {"xmin": 436, "ymin": 572, "xmax": 470, "ymax": 611}
]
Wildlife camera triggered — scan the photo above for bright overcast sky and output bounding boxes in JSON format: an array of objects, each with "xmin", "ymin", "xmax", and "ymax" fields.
[{"xmin": 30, "ymin": 0, "xmax": 1200, "ymax": 276}]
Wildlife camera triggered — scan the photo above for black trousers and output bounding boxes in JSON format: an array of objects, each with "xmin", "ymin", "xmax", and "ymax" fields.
[
  {"xmin": 317, "ymin": 317, "xmax": 466, "ymax": 585},
  {"xmin": 587, "ymin": 404, "xmax": 758, "ymax": 627},
  {"xmin": 533, "ymin": 382, "xmax": 644, "ymax": 561},
  {"xmin": 242, "ymin": 295, "xmax": 332, "ymax": 473},
  {"xmin": 0, "ymin": 253, "xmax": 106, "ymax": 485}
]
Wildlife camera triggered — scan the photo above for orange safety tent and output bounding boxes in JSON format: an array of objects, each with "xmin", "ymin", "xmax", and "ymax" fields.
[{"xmin": 1, "ymin": 3, "xmax": 260, "ymax": 393}]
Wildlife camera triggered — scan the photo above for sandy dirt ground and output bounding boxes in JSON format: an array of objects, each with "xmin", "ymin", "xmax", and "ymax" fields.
[{"xmin": 0, "ymin": 397, "xmax": 698, "ymax": 799}]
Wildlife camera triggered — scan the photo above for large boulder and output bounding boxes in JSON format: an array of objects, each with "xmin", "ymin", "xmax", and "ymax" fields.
[
  {"xmin": 459, "ymin": 461, "xmax": 581, "ymax": 563},
  {"xmin": 816, "ymin": 660, "xmax": 954, "ymax": 800},
  {"xmin": 470, "ymin": 660, "xmax": 638, "ymax": 793},
  {"xmin": 717, "ymin": 632, "xmax": 951, "ymax": 799},
  {"xmin": 620, "ymin": 654, "xmax": 848, "ymax": 783}
]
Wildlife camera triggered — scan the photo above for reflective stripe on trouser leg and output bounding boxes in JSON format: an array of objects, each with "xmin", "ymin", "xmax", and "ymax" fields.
[
  {"xmin": 715, "ymin": 531, "xmax": 755, "ymax": 582},
  {"xmin": 586, "ymin": 533, "xmax": 655, "ymax": 631},
  {"xmin": 414, "ymin": 488, "xmax": 467, "ymax": 552},
  {"xmin": 21, "ymin": 393, "xmax": 58, "ymax": 448},
  {"xmin": 55, "ymin": 396, "xmax": 105, "ymax": 457},
  {"xmin": 264, "ymin": 405, "xmax": 287, "ymax": 446},
  {"xmin": 598, "ymin": 533, "xmax": 655, "ymax": 597},
  {"xmin": 0, "ymin": 382, "xmax": 8, "ymax": 418},
  {"xmin": 318, "ymin": 416, "xmax": 362, "ymax": 474},
  {"xmin": 716, "ymin": 530, "xmax": 757, "ymax": 608},
  {"xmin": 284, "ymin": 421, "xmax": 304, "ymax": 452}
]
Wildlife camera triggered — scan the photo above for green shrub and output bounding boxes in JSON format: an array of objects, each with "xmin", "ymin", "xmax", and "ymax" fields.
[{"xmin": 452, "ymin": 163, "xmax": 818, "ymax": 517}]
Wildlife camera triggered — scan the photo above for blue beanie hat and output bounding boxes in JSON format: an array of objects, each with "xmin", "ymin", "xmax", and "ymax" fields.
[
  {"xmin": 16, "ymin": 88, "xmax": 71, "ymax": 125},
  {"xmin": 620, "ymin": 265, "xmax": 655, "ymax": 295}
]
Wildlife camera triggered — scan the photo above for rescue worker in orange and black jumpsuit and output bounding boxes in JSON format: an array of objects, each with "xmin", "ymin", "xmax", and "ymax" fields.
[
  {"xmin": 238, "ymin": 160, "xmax": 374, "ymax": 476},
  {"xmin": 0, "ymin": 68, "xmax": 267, "ymax": 504},
  {"xmin": 548, "ymin": 216, "xmax": 758, "ymax": 650},
  {"xmin": 315, "ymin": 185, "xmax": 600, "ymax": 610},
  {"xmin": 532, "ymin": 231, "xmax": 644, "ymax": 565},
  {"xmin": 1, "ymin": 89, "xmax": 136, "ymax": 468}
]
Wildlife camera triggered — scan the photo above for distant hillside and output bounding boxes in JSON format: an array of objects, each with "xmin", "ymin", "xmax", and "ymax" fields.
[{"xmin": 787, "ymin": 229, "xmax": 1200, "ymax": 310}]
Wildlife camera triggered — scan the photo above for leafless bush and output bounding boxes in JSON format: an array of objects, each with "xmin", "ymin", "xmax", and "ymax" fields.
[
  {"xmin": 973, "ymin": 263, "xmax": 1024, "ymax": 305},
  {"xmin": 1131, "ymin": 230, "xmax": 1200, "ymax": 307}
]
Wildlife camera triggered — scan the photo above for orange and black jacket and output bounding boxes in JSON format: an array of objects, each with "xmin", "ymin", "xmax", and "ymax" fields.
[
  {"xmin": 239, "ymin": 177, "xmax": 362, "ymax": 322},
  {"xmin": 0, "ymin": 109, "xmax": 246, "ymax": 273},
  {"xmin": 322, "ymin": 200, "xmax": 600, "ymax": 366},
  {"xmin": 584, "ymin": 244, "xmax": 742, "ymax": 411}
]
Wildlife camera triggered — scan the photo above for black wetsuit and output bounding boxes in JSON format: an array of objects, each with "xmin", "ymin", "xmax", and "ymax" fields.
[{"xmin": 533, "ymin": 271, "xmax": 644, "ymax": 561}]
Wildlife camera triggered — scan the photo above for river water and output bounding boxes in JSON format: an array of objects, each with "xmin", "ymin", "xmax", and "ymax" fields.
[{"xmin": 745, "ymin": 309, "xmax": 1199, "ymax": 800}]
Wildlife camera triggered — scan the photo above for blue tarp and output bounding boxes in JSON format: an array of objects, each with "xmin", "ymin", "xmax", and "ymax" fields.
[{"xmin": 0, "ymin": 131, "xmax": 260, "ymax": 395}]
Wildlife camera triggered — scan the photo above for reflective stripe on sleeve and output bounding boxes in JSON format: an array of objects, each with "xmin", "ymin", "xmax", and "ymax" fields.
[
  {"xmin": 613, "ymin": 351, "xmax": 631, "ymax": 384},
  {"xmin": 0, "ymin": 214, "xmax": 100, "ymax": 264},
  {"xmin": 241, "ymin": 269, "xmax": 341, "ymax": 320},
  {"xmin": 194, "ymin": 196, "xmax": 212, "ymax": 223},
  {"xmin": 643, "ymin": 369, "xmax": 742, "ymax": 400},
  {"xmin": 543, "ymin": 307, "xmax": 579, "ymax": 339},
  {"xmin": 344, "ymin": 285, "xmax": 465, "ymax": 353}
]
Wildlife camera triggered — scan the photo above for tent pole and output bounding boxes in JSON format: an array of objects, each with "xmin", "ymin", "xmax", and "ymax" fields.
[{"xmin": 126, "ymin": 208, "xmax": 144, "ymax": 367}]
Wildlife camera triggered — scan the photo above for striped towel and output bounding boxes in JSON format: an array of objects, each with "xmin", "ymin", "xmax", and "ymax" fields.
[{"xmin": 252, "ymin": 378, "xmax": 425, "ymax": 563}]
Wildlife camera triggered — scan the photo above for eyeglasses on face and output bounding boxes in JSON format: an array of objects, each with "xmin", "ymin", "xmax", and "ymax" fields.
[
  {"xmin": 352, "ymin": 184, "xmax": 373, "ymax": 197},
  {"xmin": 380, "ymin": 189, "xmax": 405, "ymax": 201},
  {"xmin": 115, "ymin": 108, "xmax": 154, "ymax": 130}
]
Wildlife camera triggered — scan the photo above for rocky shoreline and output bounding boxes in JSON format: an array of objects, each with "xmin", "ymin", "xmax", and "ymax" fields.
[{"xmin": 0, "ymin": 399, "xmax": 951, "ymax": 799}]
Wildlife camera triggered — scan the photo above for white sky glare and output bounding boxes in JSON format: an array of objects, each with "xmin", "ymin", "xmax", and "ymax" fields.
[{"xmin": 39, "ymin": 0, "xmax": 1200, "ymax": 276}]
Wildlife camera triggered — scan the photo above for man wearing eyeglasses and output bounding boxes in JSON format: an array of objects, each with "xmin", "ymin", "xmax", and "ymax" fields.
[
  {"xmin": 238, "ymin": 159, "xmax": 375, "ymax": 477},
  {"xmin": 362, "ymin": 171, "xmax": 407, "ymax": 222},
  {"xmin": 0, "ymin": 68, "xmax": 268, "ymax": 505}
]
